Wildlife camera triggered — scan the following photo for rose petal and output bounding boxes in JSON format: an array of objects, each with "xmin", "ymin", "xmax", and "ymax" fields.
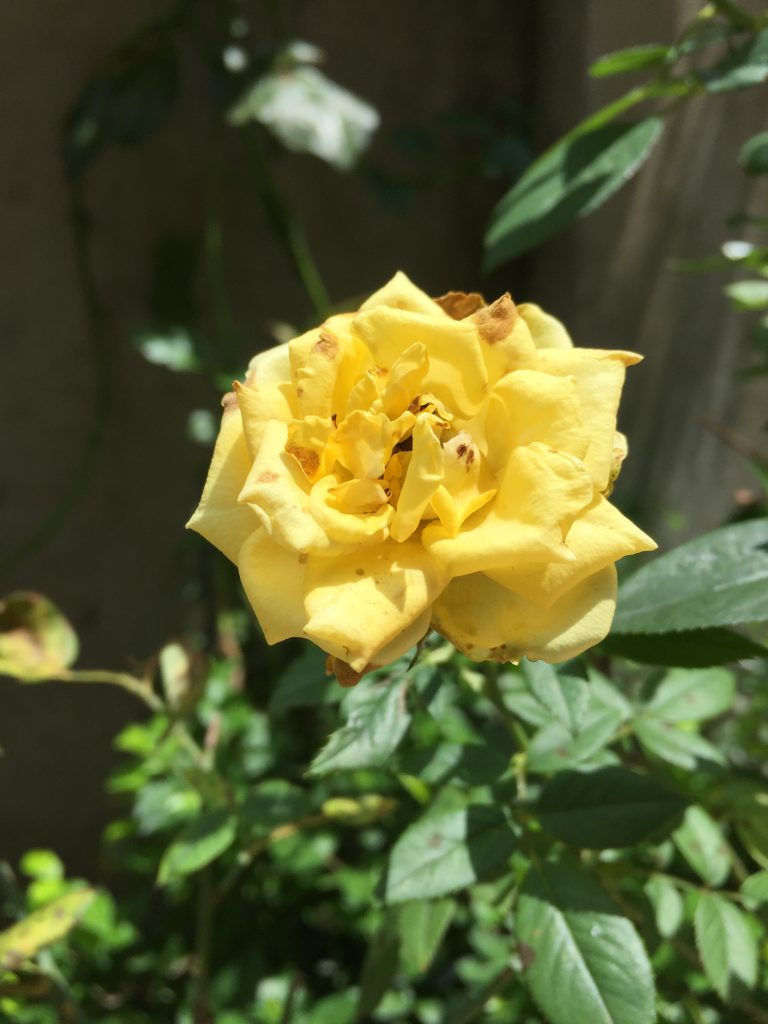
[
  {"xmin": 309, "ymin": 474, "xmax": 393, "ymax": 546},
  {"xmin": 303, "ymin": 541, "xmax": 449, "ymax": 671},
  {"xmin": 186, "ymin": 406, "xmax": 260, "ymax": 563},
  {"xmin": 288, "ymin": 314, "xmax": 372, "ymax": 417},
  {"xmin": 390, "ymin": 414, "xmax": 445, "ymax": 542},
  {"xmin": 238, "ymin": 528, "xmax": 309, "ymax": 643},
  {"xmin": 359, "ymin": 271, "xmax": 448, "ymax": 317},
  {"xmin": 518, "ymin": 303, "xmax": 574, "ymax": 350},
  {"xmin": 431, "ymin": 565, "xmax": 617, "ymax": 664},
  {"xmin": 429, "ymin": 432, "xmax": 496, "ymax": 537},
  {"xmin": 487, "ymin": 495, "xmax": 656, "ymax": 608},
  {"xmin": 423, "ymin": 443, "xmax": 593, "ymax": 576}
]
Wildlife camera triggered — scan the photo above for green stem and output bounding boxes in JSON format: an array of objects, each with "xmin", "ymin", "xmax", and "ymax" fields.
[
  {"xmin": 51, "ymin": 669, "xmax": 164, "ymax": 714},
  {"xmin": 246, "ymin": 132, "xmax": 332, "ymax": 319}
]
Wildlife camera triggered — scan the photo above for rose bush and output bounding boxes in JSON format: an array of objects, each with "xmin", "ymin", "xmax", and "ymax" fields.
[{"xmin": 188, "ymin": 273, "xmax": 655, "ymax": 682}]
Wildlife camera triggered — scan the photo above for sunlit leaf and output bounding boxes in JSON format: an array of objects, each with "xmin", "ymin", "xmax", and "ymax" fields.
[
  {"xmin": 589, "ymin": 45, "xmax": 671, "ymax": 78},
  {"xmin": 484, "ymin": 118, "xmax": 663, "ymax": 268},
  {"xmin": 0, "ymin": 888, "xmax": 96, "ymax": 969},
  {"xmin": 645, "ymin": 876, "xmax": 684, "ymax": 938},
  {"xmin": 700, "ymin": 27, "xmax": 768, "ymax": 92},
  {"xmin": 644, "ymin": 667, "xmax": 735, "ymax": 721},
  {"xmin": 516, "ymin": 861, "xmax": 655, "ymax": 1024},
  {"xmin": 398, "ymin": 898, "xmax": 456, "ymax": 975},
  {"xmin": 694, "ymin": 893, "xmax": 758, "ymax": 1000},
  {"xmin": 673, "ymin": 806, "xmax": 731, "ymax": 887}
]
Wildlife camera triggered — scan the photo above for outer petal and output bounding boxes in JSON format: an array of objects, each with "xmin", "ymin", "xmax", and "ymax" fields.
[
  {"xmin": 359, "ymin": 271, "xmax": 448, "ymax": 318},
  {"xmin": 487, "ymin": 495, "xmax": 656, "ymax": 607},
  {"xmin": 288, "ymin": 315, "xmax": 372, "ymax": 417},
  {"xmin": 238, "ymin": 528, "xmax": 309, "ymax": 644},
  {"xmin": 352, "ymin": 306, "xmax": 489, "ymax": 419},
  {"xmin": 423, "ymin": 443, "xmax": 594, "ymax": 576},
  {"xmin": 518, "ymin": 303, "xmax": 574, "ymax": 349},
  {"xmin": 186, "ymin": 405, "xmax": 260, "ymax": 563},
  {"xmin": 303, "ymin": 541, "xmax": 449, "ymax": 671},
  {"xmin": 471, "ymin": 294, "xmax": 538, "ymax": 384},
  {"xmin": 534, "ymin": 348, "xmax": 641, "ymax": 491},
  {"xmin": 431, "ymin": 565, "xmax": 617, "ymax": 664}
]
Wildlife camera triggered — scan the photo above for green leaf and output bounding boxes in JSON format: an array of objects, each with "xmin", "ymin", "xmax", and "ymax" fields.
[
  {"xmin": 133, "ymin": 327, "xmax": 200, "ymax": 372},
  {"xmin": 729, "ymin": 783, "xmax": 768, "ymax": 870},
  {"xmin": 646, "ymin": 667, "xmax": 735, "ymax": 722},
  {"xmin": 644, "ymin": 876, "xmax": 684, "ymax": 938},
  {"xmin": 725, "ymin": 279, "xmax": 768, "ymax": 310},
  {"xmin": 586, "ymin": 666, "xmax": 634, "ymax": 721},
  {"xmin": 385, "ymin": 803, "xmax": 517, "ymax": 903},
  {"xmin": 308, "ymin": 675, "xmax": 411, "ymax": 776},
  {"xmin": 516, "ymin": 861, "xmax": 655, "ymax": 1024},
  {"xmin": 673, "ymin": 806, "xmax": 731, "ymax": 887},
  {"xmin": 0, "ymin": 888, "xmax": 96, "ymax": 969},
  {"xmin": 0, "ymin": 592, "xmax": 78, "ymax": 681},
  {"xmin": 740, "ymin": 130, "xmax": 768, "ymax": 174},
  {"xmin": 741, "ymin": 871, "xmax": 768, "ymax": 908},
  {"xmin": 157, "ymin": 809, "xmax": 237, "ymax": 885},
  {"xmin": 526, "ymin": 708, "xmax": 623, "ymax": 774},
  {"xmin": 589, "ymin": 44, "xmax": 671, "ymax": 78},
  {"xmin": 269, "ymin": 645, "xmax": 339, "ymax": 714},
  {"xmin": 305, "ymin": 989, "xmax": 358, "ymax": 1024},
  {"xmin": 612, "ymin": 519, "xmax": 768, "ymax": 634},
  {"xmin": 484, "ymin": 118, "xmax": 663, "ymax": 268},
  {"xmin": 228, "ymin": 61, "xmax": 379, "ymax": 171},
  {"xmin": 398, "ymin": 898, "xmax": 456, "ymax": 975},
  {"xmin": 134, "ymin": 777, "xmax": 202, "ymax": 835},
  {"xmin": 602, "ymin": 626, "xmax": 767, "ymax": 666},
  {"xmin": 520, "ymin": 660, "xmax": 588, "ymax": 731},
  {"xmin": 634, "ymin": 717, "xmax": 725, "ymax": 769},
  {"xmin": 357, "ymin": 913, "xmax": 399, "ymax": 1020},
  {"xmin": 700, "ymin": 27, "xmax": 768, "ymax": 92},
  {"xmin": 240, "ymin": 780, "xmax": 311, "ymax": 838},
  {"xmin": 537, "ymin": 767, "xmax": 687, "ymax": 849},
  {"xmin": 694, "ymin": 893, "xmax": 758, "ymax": 1000}
]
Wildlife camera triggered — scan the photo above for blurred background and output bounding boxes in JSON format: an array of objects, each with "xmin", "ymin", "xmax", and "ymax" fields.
[{"xmin": 2, "ymin": 0, "xmax": 767, "ymax": 870}]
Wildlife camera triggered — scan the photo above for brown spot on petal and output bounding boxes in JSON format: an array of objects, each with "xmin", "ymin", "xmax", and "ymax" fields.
[
  {"xmin": 257, "ymin": 470, "xmax": 279, "ymax": 483},
  {"xmin": 435, "ymin": 290, "xmax": 487, "ymax": 320},
  {"xmin": 472, "ymin": 293, "xmax": 517, "ymax": 343},
  {"xmin": 286, "ymin": 444, "xmax": 320, "ymax": 478},
  {"xmin": 298, "ymin": 553, "xmax": 308, "ymax": 564},
  {"xmin": 456, "ymin": 443, "xmax": 467, "ymax": 458},
  {"xmin": 355, "ymin": 568, "xmax": 365, "ymax": 576},
  {"xmin": 326, "ymin": 655, "xmax": 370, "ymax": 688},
  {"xmin": 313, "ymin": 329, "xmax": 339, "ymax": 358}
]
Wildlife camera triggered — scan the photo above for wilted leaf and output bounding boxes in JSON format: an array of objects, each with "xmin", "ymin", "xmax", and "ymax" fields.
[
  {"xmin": 0, "ymin": 888, "xmax": 96, "ymax": 969},
  {"xmin": 228, "ymin": 58, "xmax": 379, "ymax": 171},
  {"xmin": 0, "ymin": 592, "xmax": 78, "ymax": 681}
]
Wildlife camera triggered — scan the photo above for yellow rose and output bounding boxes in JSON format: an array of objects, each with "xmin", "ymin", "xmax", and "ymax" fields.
[{"xmin": 187, "ymin": 273, "xmax": 655, "ymax": 682}]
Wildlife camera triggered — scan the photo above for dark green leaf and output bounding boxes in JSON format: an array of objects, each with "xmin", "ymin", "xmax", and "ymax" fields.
[
  {"xmin": 634, "ymin": 717, "xmax": 725, "ymax": 769},
  {"xmin": 269, "ymin": 645, "xmax": 338, "ymax": 714},
  {"xmin": 357, "ymin": 913, "xmax": 399, "ymax": 1020},
  {"xmin": 385, "ymin": 803, "xmax": 517, "ymax": 903},
  {"xmin": 602, "ymin": 626, "xmax": 767, "ymax": 666},
  {"xmin": 612, "ymin": 519, "xmax": 768, "ymax": 634},
  {"xmin": 240, "ymin": 780, "xmax": 311, "ymax": 838},
  {"xmin": 516, "ymin": 861, "xmax": 655, "ymax": 1024},
  {"xmin": 537, "ymin": 767, "xmax": 687, "ymax": 849},
  {"xmin": 644, "ymin": 876, "xmax": 684, "ymax": 938},
  {"xmin": 673, "ymin": 806, "xmax": 731, "ymax": 886},
  {"xmin": 740, "ymin": 130, "xmax": 768, "ymax": 174},
  {"xmin": 308, "ymin": 676, "xmax": 411, "ymax": 776},
  {"xmin": 700, "ymin": 27, "xmax": 768, "ymax": 92},
  {"xmin": 134, "ymin": 778, "xmax": 202, "ymax": 835},
  {"xmin": 398, "ymin": 898, "xmax": 456, "ymax": 975},
  {"xmin": 645, "ymin": 667, "xmax": 735, "ymax": 721},
  {"xmin": 484, "ymin": 118, "xmax": 663, "ymax": 268},
  {"xmin": 157, "ymin": 810, "xmax": 237, "ymax": 885},
  {"xmin": 590, "ymin": 44, "xmax": 671, "ymax": 78},
  {"xmin": 694, "ymin": 893, "xmax": 758, "ymax": 1000}
]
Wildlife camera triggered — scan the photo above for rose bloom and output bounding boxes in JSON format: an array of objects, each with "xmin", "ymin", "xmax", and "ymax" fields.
[{"xmin": 188, "ymin": 273, "xmax": 655, "ymax": 684}]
